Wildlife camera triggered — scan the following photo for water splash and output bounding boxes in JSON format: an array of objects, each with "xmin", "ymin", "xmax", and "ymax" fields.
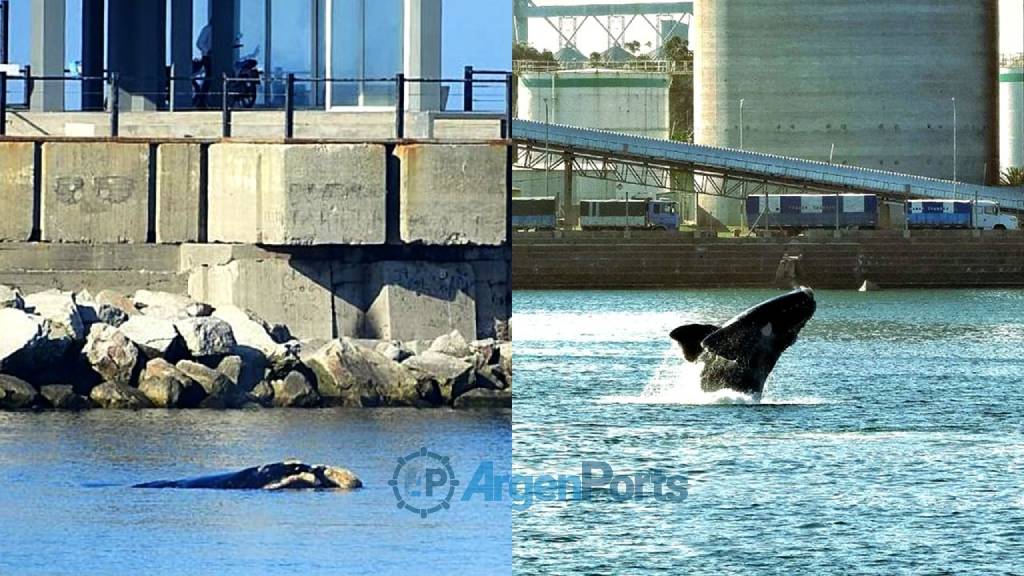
[
  {"xmin": 597, "ymin": 348, "xmax": 758, "ymax": 405},
  {"xmin": 597, "ymin": 347, "xmax": 824, "ymax": 406}
]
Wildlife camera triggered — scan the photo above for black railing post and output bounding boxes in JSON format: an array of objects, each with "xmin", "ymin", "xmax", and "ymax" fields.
[
  {"xmin": 464, "ymin": 65, "xmax": 474, "ymax": 112},
  {"xmin": 505, "ymin": 72, "xmax": 514, "ymax": 138},
  {"xmin": 284, "ymin": 73, "xmax": 295, "ymax": 139},
  {"xmin": 168, "ymin": 63, "xmax": 176, "ymax": 112},
  {"xmin": 221, "ymin": 73, "xmax": 231, "ymax": 138},
  {"xmin": 395, "ymin": 73, "xmax": 405, "ymax": 139},
  {"xmin": 22, "ymin": 64, "xmax": 31, "ymax": 105},
  {"xmin": 0, "ymin": 71, "xmax": 7, "ymax": 136},
  {"xmin": 0, "ymin": 0, "xmax": 9, "ymax": 64},
  {"xmin": 109, "ymin": 73, "xmax": 119, "ymax": 137}
]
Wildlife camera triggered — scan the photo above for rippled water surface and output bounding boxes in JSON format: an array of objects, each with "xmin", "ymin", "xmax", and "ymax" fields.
[
  {"xmin": 0, "ymin": 409, "xmax": 510, "ymax": 575},
  {"xmin": 514, "ymin": 289, "xmax": 1024, "ymax": 574}
]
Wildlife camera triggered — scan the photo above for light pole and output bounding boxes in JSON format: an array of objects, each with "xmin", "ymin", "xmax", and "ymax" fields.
[
  {"xmin": 739, "ymin": 98, "xmax": 745, "ymax": 234},
  {"xmin": 952, "ymin": 97, "xmax": 957, "ymax": 195}
]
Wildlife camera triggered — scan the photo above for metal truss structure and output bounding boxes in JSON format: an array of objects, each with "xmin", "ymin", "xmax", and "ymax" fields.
[{"xmin": 513, "ymin": 0, "xmax": 693, "ymax": 54}]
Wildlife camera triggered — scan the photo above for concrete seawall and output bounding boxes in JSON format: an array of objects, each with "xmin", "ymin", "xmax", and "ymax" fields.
[
  {"xmin": 0, "ymin": 137, "xmax": 510, "ymax": 340},
  {"xmin": 513, "ymin": 230, "xmax": 1024, "ymax": 289}
]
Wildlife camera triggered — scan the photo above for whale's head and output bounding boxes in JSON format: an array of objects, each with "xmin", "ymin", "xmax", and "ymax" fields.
[{"xmin": 670, "ymin": 287, "xmax": 816, "ymax": 393}]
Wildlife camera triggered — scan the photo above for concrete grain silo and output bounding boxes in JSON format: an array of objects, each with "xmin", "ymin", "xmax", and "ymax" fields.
[
  {"xmin": 1001, "ymin": 57, "xmax": 1024, "ymax": 171},
  {"xmin": 694, "ymin": 0, "xmax": 1000, "ymax": 225}
]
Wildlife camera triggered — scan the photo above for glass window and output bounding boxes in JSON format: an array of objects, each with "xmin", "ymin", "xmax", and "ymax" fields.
[
  {"xmin": 329, "ymin": 0, "xmax": 403, "ymax": 107},
  {"xmin": 272, "ymin": 0, "xmax": 313, "ymax": 105}
]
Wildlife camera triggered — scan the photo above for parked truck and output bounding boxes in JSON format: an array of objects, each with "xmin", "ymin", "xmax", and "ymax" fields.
[
  {"xmin": 906, "ymin": 199, "xmax": 1018, "ymax": 230},
  {"xmin": 512, "ymin": 197, "xmax": 558, "ymax": 230},
  {"xmin": 746, "ymin": 194, "xmax": 879, "ymax": 230},
  {"xmin": 579, "ymin": 199, "xmax": 680, "ymax": 230}
]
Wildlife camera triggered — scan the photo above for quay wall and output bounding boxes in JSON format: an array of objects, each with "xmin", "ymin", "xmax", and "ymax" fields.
[
  {"xmin": 0, "ymin": 137, "xmax": 510, "ymax": 340},
  {"xmin": 513, "ymin": 230, "xmax": 1024, "ymax": 289}
]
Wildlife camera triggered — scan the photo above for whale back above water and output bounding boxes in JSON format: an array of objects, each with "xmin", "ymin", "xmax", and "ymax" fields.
[
  {"xmin": 670, "ymin": 287, "xmax": 816, "ymax": 396},
  {"xmin": 134, "ymin": 461, "xmax": 362, "ymax": 491}
]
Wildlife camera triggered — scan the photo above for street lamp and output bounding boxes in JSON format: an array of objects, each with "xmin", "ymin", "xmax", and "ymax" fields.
[{"xmin": 952, "ymin": 97, "xmax": 957, "ymax": 195}]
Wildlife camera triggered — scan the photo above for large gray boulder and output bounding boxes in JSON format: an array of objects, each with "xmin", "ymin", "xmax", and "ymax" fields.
[
  {"xmin": 76, "ymin": 290, "xmax": 129, "ymax": 328},
  {"xmin": 469, "ymin": 338, "xmax": 498, "ymax": 369},
  {"xmin": 499, "ymin": 342, "xmax": 512, "ymax": 377},
  {"xmin": 403, "ymin": 351, "xmax": 476, "ymax": 404},
  {"xmin": 0, "ymin": 285, "xmax": 24, "ymax": 310},
  {"xmin": 89, "ymin": 381, "xmax": 153, "ymax": 409},
  {"xmin": 95, "ymin": 290, "xmax": 138, "ymax": 319},
  {"xmin": 134, "ymin": 290, "xmax": 212, "ymax": 320},
  {"xmin": 453, "ymin": 388, "xmax": 512, "ymax": 409},
  {"xmin": 138, "ymin": 358, "xmax": 205, "ymax": 408},
  {"xmin": 271, "ymin": 371, "xmax": 320, "ymax": 408},
  {"xmin": 82, "ymin": 323, "xmax": 139, "ymax": 384},
  {"xmin": 375, "ymin": 341, "xmax": 413, "ymax": 363},
  {"xmin": 23, "ymin": 289, "xmax": 86, "ymax": 343},
  {"xmin": 428, "ymin": 330, "xmax": 472, "ymax": 358},
  {"xmin": 215, "ymin": 354, "xmax": 266, "ymax": 394},
  {"xmin": 0, "ymin": 308, "xmax": 43, "ymax": 369},
  {"xmin": 174, "ymin": 317, "xmax": 237, "ymax": 357},
  {"xmin": 39, "ymin": 385, "xmax": 91, "ymax": 411},
  {"xmin": 175, "ymin": 360, "xmax": 241, "ymax": 408},
  {"xmin": 303, "ymin": 338, "xmax": 428, "ymax": 407},
  {"xmin": 211, "ymin": 305, "xmax": 283, "ymax": 357},
  {"xmin": 0, "ymin": 374, "xmax": 38, "ymax": 410},
  {"xmin": 120, "ymin": 316, "xmax": 182, "ymax": 359}
]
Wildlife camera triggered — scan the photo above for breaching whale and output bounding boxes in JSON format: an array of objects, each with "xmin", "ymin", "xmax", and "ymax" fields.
[
  {"xmin": 669, "ymin": 287, "xmax": 816, "ymax": 396},
  {"xmin": 134, "ymin": 461, "xmax": 362, "ymax": 491}
]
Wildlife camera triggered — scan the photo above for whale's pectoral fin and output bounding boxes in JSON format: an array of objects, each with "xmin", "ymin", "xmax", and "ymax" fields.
[{"xmin": 669, "ymin": 324, "xmax": 719, "ymax": 362}]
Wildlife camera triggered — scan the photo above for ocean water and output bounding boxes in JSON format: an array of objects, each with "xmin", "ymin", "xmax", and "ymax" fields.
[
  {"xmin": 0, "ymin": 408, "xmax": 511, "ymax": 575},
  {"xmin": 513, "ymin": 289, "xmax": 1024, "ymax": 574}
]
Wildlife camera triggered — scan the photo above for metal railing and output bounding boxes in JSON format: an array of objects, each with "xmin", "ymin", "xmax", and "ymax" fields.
[
  {"xmin": 0, "ymin": 66, "xmax": 514, "ymax": 140},
  {"xmin": 513, "ymin": 58, "xmax": 691, "ymax": 74}
]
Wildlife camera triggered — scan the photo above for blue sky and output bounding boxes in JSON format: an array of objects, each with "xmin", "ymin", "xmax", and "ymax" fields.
[{"xmin": 4, "ymin": 0, "xmax": 511, "ymax": 78}]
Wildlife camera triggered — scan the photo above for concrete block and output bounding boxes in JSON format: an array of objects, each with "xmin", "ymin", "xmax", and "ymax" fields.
[
  {"xmin": 41, "ymin": 142, "xmax": 149, "ymax": 243},
  {"xmin": 397, "ymin": 143, "xmax": 507, "ymax": 246},
  {"xmin": 186, "ymin": 253, "xmax": 344, "ymax": 341},
  {"xmin": 365, "ymin": 261, "xmax": 477, "ymax": 341},
  {"xmin": 0, "ymin": 142, "xmax": 35, "ymax": 242},
  {"xmin": 156, "ymin": 143, "xmax": 201, "ymax": 243},
  {"xmin": 207, "ymin": 143, "xmax": 386, "ymax": 245}
]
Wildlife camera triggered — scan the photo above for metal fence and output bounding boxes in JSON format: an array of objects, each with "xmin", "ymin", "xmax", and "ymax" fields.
[{"xmin": 0, "ymin": 65, "xmax": 513, "ymax": 139}]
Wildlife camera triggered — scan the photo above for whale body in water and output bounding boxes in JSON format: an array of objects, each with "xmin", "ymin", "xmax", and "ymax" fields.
[
  {"xmin": 134, "ymin": 461, "xmax": 362, "ymax": 491},
  {"xmin": 670, "ymin": 287, "xmax": 816, "ymax": 396}
]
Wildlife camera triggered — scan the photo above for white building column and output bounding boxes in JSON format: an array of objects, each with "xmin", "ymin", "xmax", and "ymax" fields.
[
  {"xmin": 30, "ymin": 0, "xmax": 65, "ymax": 111},
  {"xmin": 404, "ymin": 0, "xmax": 442, "ymax": 111}
]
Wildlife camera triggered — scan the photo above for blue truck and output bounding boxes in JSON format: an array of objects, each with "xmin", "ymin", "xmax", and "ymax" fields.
[
  {"xmin": 906, "ymin": 199, "xmax": 1018, "ymax": 230},
  {"xmin": 746, "ymin": 194, "xmax": 879, "ymax": 230},
  {"xmin": 512, "ymin": 197, "xmax": 558, "ymax": 230},
  {"xmin": 579, "ymin": 199, "xmax": 680, "ymax": 230}
]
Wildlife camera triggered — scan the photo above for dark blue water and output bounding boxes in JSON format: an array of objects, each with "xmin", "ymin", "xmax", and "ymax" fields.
[
  {"xmin": 513, "ymin": 289, "xmax": 1024, "ymax": 574},
  {"xmin": 0, "ymin": 409, "xmax": 510, "ymax": 575}
]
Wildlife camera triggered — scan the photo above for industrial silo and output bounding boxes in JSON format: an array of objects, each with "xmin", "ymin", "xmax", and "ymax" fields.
[
  {"xmin": 1001, "ymin": 55, "xmax": 1024, "ymax": 172},
  {"xmin": 694, "ymin": 0, "xmax": 1000, "ymax": 225}
]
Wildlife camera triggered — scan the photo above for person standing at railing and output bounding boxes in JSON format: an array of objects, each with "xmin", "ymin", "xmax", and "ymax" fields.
[{"xmin": 196, "ymin": 20, "xmax": 213, "ymax": 106}]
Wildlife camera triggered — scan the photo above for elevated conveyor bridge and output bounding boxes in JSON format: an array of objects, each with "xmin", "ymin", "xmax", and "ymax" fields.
[{"xmin": 512, "ymin": 119, "xmax": 1024, "ymax": 212}]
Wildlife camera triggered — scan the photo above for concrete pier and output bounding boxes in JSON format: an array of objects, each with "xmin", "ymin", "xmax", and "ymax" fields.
[{"xmin": 0, "ymin": 135, "xmax": 510, "ymax": 340}]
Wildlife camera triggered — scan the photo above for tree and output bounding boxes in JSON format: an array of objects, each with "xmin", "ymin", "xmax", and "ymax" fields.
[
  {"xmin": 512, "ymin": 42, "xmax": 556, "ymax": 63},
  {"xmin": 1000, "ymin": 167, "xmax": 1024, "ymax": 187},
  {"xmin": 662, "ymin": 36, "xmax": 693, "ymax": 64},
  {"xmin": 623, "ymin": 40, "xmax": 641, "ymax": 54}
]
